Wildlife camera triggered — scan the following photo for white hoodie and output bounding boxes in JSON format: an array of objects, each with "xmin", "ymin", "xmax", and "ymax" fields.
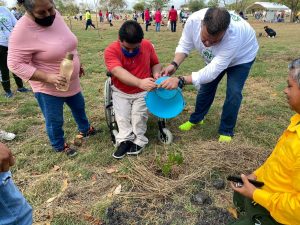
[{"xmin": 175, "ymin": 8, "xmax": 259, "ymax": 88}]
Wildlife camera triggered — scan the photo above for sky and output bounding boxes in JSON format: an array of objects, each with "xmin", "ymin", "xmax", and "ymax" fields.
[{"xmin": 6, "ymin": 0, "xmax": 187, "ymax": 9}]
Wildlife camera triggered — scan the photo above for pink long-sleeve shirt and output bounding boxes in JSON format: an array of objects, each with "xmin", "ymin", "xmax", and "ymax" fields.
[{"xmin": 8, "ymin": 10, "xmax": 81, "ymax": 97}]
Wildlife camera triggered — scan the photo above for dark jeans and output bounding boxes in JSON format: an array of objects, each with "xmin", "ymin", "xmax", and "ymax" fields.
[
  {"xmin": 228, "ymin": 192, "xmax": 283, "ymax": 225},
  {"xmin": 85, "ymin": 19, "xmax": 95, "ymax": 30},
  {"xmin": 171, "ymin": 21, "xmax": 176, "ymax": 32},
  {"xmin": 145, "ymin": 20, "xmax": 150, "ymax": 31},
  {"xmin": 35, "ymin": 92, "xmax": 90, "ymax": 151},
  {"xmin": 0, "ymin": 45, "xmax": 24, "ymax": 93},
  {"xmin": 189, "ymin": 60, "xmax": 255, "ymax": 136}
]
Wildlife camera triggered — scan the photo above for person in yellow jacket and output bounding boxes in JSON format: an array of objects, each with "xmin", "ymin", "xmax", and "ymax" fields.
[
  {"xmin": 85, "ymin": 9, "xmax": 95, "ymax": 30},
  {"xmin": 228, "ymin": 58, "xmax": 300, "ymax": 225}
]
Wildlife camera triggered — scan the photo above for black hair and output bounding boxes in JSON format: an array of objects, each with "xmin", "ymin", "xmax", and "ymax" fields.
[
  {"xmin": 203, "ymin": 8, "xmax": 231, "ymax": 36},
  {"xmin": 17, "ymin": 0, "xmax": 33, "ymax": 12},
  {"xmin": 119, "ymin": 20, "xmax": 144, "ymax": 44},
  {"xmin": 17, "ymin": 0, "xmax": 54, "ymax": 12}
]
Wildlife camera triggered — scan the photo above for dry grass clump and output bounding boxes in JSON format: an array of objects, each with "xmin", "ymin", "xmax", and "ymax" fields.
[{"xmin": 119, "ymin": 140, "xmax": 269, "ymax": 200}]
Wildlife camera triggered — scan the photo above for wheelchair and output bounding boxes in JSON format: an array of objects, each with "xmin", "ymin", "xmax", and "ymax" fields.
[{"xmin": 104, "ymin": 72, "xmax": 173, "ymax": 145}]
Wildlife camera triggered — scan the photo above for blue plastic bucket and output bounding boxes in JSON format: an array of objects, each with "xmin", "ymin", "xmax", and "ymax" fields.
[{"xmin": 145, "ymin": 76, "xmax": 185, "ymax": 119}]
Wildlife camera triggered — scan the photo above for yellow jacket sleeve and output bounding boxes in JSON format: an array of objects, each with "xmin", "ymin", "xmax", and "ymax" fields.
[{"xmin": 253, "ymin": 154, "xmax": 300, "ymax": 225}]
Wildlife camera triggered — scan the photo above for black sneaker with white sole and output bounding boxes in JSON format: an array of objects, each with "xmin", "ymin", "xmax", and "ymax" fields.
[
  {"xmin": 112, "ymin": 141, "xmax": 133, "ymax": 159},
  {"xmin": 127, "ymin": 143, "xmax": 144, "ymax": 155}
]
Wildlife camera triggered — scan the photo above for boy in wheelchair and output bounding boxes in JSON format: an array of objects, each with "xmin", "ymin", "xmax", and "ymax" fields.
[{"xmin": 104, "ymin": 21, "xmax": 162, "ymax": 159}]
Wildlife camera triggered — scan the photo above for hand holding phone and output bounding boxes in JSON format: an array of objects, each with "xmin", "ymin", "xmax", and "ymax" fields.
[{"xmin": 227, "ymin": 175, "xmax": 264, "ymax": 188}]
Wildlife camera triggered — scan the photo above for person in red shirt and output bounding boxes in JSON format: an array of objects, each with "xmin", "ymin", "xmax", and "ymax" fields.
[
  {"xmin": 155, "ymin": 8, "xmax": 162, "ymax": 32},
  {"xmin": 104, "ymin": 21, "xmax": 162, "ymax": 159},
  {"xmin": 168, "ymin": 5, "xmax": 178, "ymax": 32},
  {"xmin": 144, "ymin": 8, "xmax": 150, "ymax": 31},
  {"xmin": 99, "ymin": 10, "xmax": 103, "ymax": 22},
  {"xmin": 106, "ymin": 10, "xmax": 109, "ymax": 22}
]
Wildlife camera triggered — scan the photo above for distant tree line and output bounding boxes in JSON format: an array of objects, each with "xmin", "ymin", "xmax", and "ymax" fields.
[{"xmin": 55, "ymin": 0, "xmax": 79, "ymax": 15}]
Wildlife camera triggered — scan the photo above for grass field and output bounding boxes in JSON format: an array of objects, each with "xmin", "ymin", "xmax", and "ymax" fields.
[{"xmin": 1, "ymin": 15, "xmax": 300, "ymax": 225}]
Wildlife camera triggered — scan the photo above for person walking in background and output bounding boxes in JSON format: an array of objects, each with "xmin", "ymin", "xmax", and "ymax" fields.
[
  {"xmin": 227, "ymin": 58, "xmax": 300, "ymax": 225},
  {"xmin": 85, "ymin": 9, "xmax": 95, "ymax": 30},
  {"xmin": 0, "ymin": 142, "xmax": 33, "ymax": 225},
  {"xmin": 168, "ymin": 5, "xmax": 178, "ymax": 32},
  {"xmin": 79, "ymin": 12, "xmax": 82, "ymax": 20},
  {"xmin": 104, "ymin": 21, "xmax": 161, "ymax": 159},
  {"xmin": 106, "ymin": 10, "xmax": 109, "ymax": 22},
  {"xmin": 108, "ymin": 12, "xmax": 113, "ymax": 26},
  {"xmin": 144, "ymin": 8, "xmax": 150, "ymax": 32},
  {"xmin": 179, "ymin": 9, "xmax": 184, "ymax": 23},
  {"xmin": 155, "ymin": 8, "xmax": 162, "ymax": 32},
  {"xmin": 141, "ymin": 11, "xmax": 144, "ymax": 22},
  {"xmin": 160, "ymin": 8, "xmax": 258, "ymax": 142},
  {"xmin": 99, "ymin": 10, "xmax": 103, "ymax": 22},
  {"xmin": 8, "ymin": 0, "xmax": 96, "ymax": 157},
  {"xmin": 133, "ymin": 11, "xmax": 138, "ymax": 21},
  {"xmin": 0, "ymin": 6, "xmax": 30, "ymax": 98}
]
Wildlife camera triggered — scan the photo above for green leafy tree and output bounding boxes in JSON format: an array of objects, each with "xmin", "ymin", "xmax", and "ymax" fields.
[
  {"xmin": 207, "ymin": 0, "xmax": 219, "ymax": 7},
  {"xmin": 100, "ymin": 0, "xmax": 127, "ymax": 11},
  {"xmin": 150, "ymin": 0, "xmax": 170, "ymax": 9},
  {"xmin": 280, "ymin": 0, "xmax": 300, "ymax": 21},
  {"xmin": 0, "ymin": 0, "xmax": 5, "ymax": 6},
  {"xmin": 54, "ymin": 0, "xmax": 79, "ymax": 15},
  {"xmin": 133, "ymin": 2, "xmax": 145, "ymax": 11},
  {"xmin": 188, "ymin": 0, "xmax": 206, "ymax": 12}
]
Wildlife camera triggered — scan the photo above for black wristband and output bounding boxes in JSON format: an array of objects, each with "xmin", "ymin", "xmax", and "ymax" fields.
[
  {"xmin": 170, "ymin": 61, "xmax": 179, "ymax": 70},
  {"xmin": 178, "ymin": 76, "xmax": 185, "ymax": 89}
]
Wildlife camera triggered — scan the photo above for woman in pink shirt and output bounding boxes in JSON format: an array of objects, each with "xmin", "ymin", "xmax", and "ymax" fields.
[
  {"xmin": 154, "ymin": 8, "xmax": 162, "ymax": 32},
  {"xmin": 8, "ymin": 0, "xmax": 96, "ymax": 157}
]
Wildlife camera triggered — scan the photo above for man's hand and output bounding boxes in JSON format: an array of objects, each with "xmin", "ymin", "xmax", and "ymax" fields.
[
  {"xmin": 159, "ymin": 77, "xmax": 179, "ymax": 90},
  {"xmin": 0, "ymin": 143, "xmax": 15, "ymax": 172},
  {"xmin": 138, "ymin": 78, "xmax": 157, "ymax": 91},
  {"xmin": 46, "ymin": 74, "xmax": 67, "ymax": 89},
  {"xmin": 153, "ymin": 72, "xmax": 161, "ymax": 80},
  {"xmin": 230, "ymin": 174, "xmax": 257, "ymax": 199},
  {"xmin": 161, "ymin": 64, "xmax": 177, "ymax": 76}
]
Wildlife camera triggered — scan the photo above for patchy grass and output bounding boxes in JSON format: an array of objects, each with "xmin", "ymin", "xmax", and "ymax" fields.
[{"xmin": 1, "ymin": 15, "xmax": 300, "ymax": 225}]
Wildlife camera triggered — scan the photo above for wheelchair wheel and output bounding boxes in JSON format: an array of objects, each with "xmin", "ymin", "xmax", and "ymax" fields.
[
  {"xmin": 104, "ymin": 78, "xmax": 113, "ymax": 127},
  {"xmin": 158, "ymin": 128, "xmax": 173, "ymax": 144}
]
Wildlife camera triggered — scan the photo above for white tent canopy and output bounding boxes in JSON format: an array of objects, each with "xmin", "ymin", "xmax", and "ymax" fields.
[{"xmin": 246, "ymin": 2, "xmax": 290, "ymax": 11}]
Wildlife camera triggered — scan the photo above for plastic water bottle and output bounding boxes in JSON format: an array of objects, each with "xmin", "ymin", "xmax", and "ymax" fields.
[{"xmin": 56, "ymin": 53, "xmax": 74, "ymax": 91}]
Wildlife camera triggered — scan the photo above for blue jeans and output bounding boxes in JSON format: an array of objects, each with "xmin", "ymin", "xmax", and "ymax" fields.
[
  {"xmin": 189, "ymin": 60, "xmax": 255, "ymax": 136},
  {"xmin": 35, "ymin": 92, "xmax": 90, "ymax": 151},
  {"xmin": 0, "ymin": 172, "xmax": 32, "ymax": 225},
  {"xmin": 156, "ymin": 22, "xmax": 160, "ymax": 32}
]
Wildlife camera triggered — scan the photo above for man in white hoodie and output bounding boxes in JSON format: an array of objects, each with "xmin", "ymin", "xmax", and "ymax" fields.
[{"xmin": 160, "ymin": 7, "xmax": 258, "ymax": 142}]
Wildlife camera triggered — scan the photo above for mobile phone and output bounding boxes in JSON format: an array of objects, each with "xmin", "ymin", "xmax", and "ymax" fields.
[{"xmin": 227, "ymin": 175, "xmax": 264, "ymax": 188}]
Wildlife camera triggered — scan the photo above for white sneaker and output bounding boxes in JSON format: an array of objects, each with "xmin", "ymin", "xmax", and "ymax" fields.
[{"xmin": 0, "ymin": 130, "xmax": 16, "ymax": 141}]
